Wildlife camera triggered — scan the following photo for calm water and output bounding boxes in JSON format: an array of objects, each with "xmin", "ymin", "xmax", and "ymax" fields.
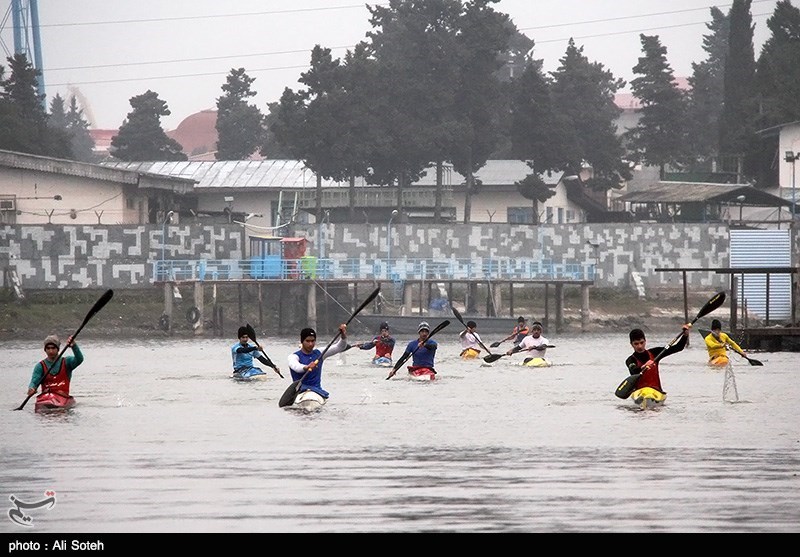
[{"xmin": 1, "ymin": 332, "xmax": 798, "ymax": 533}]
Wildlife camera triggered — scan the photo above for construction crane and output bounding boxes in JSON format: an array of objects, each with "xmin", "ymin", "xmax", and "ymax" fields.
[{"xmin": 0, "ymin": 0, "xmax": 45, "ymax": 101}]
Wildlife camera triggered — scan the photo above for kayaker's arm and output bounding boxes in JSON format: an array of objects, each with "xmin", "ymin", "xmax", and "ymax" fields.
[
  {"xmin": 287, "ymin": 353, "xmax": 306, "ymax": 374},
  {"xmin": 28, "ymin": 361, "xmax": 46, "ymax": 394},
  {"xmin": 66, "ymin": 341, "xmax": 84, "ymax": 370}
]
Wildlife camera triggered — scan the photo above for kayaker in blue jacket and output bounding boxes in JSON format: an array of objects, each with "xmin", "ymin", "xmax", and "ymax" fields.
[
  {"xmin": 27, "ymin": 334, "xmax": 83, "ymax": 397},
  {"xmin": 287, "ymin": 324, "xmax": 348, "ymax": 399},
  {"xmin": 231, "ymin": 326, "xmax": 280, "ymax": 379},
  {"xmin": 402, "ymin": 321, "xmax": 438, "ymax": 372}
]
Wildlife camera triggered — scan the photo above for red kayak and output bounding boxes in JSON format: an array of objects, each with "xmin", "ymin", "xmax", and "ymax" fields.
[
  {"xmin": 408, "ymin": 366, "xmax": 436, "ymax": 381},
  {"xmin": 35, "ymin": 392, "xmax": 76, "ymax": 414}
]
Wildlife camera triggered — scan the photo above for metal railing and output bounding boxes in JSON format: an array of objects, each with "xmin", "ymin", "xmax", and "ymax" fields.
[{"xmin": 154, "ymin": 257, "xmax": 596, "ymax": 283}]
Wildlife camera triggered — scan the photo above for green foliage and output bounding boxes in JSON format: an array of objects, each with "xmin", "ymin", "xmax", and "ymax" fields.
[
  {"xmin": 215, "ymin": 68, "xmax": 265, "ymax": 160},
  {"xmin": 111, "ymin": 91, "xmax": 187, "ymax": 161},
  {"xmin": 628, "ymin": 34, "xmax": 689, "ymax": 175}
]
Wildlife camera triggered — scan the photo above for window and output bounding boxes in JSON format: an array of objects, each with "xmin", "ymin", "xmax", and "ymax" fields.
[
  {"xmin": 566, "ymin": 209, "xmax": 575, "ymax": 222},
  {"xmin": 546, "ymin": 206, "xmax": 553, "ymax": 223},
  {"xmin": 557, "ymin": 207, "xmax": 564, "ymax": 223},
  {"xmin": 126, "ymin": 197, "xmax": 135, "ymax": 210},
  {"xmin": 507, "ymin": 207, "xmax": 534, "ymax": 224}
]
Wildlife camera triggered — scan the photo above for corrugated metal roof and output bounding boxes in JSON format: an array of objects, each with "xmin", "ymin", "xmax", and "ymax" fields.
[
  {"xmin": 101, "ymin": 159, "xmax": 545, "ymax": 189},
  {"xmin": 618, "ymin": 182, "xmax": 796, "ymax": 209}
]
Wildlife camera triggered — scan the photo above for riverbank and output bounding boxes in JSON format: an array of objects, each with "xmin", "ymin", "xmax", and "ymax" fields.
[{"xmin": 0, "ymin": 286, "xmax": 715, "ymax": 341}]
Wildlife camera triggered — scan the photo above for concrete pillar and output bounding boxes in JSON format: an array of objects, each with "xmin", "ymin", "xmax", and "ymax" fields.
[
  {"xmin": 581, "ymin": 284, "xmax": 590, "ymax": 333},
  {"xmin": 492, "ymin": 283, "xmax": 502, "ymax": 317},
  {"xmin": 163, "ymin": 282, "xmax": 174, "ymax": 334},
  {"xmin": 193, "ymin": 282, "xmax": 204, "ymax": 335},
  {"xmin": 555, "ymin": 283, "xmax": 564, "ymax": 333},
  {"xmin": 307, "ymin": 282, "xmax": 317, "ymax": 328},
  {"xmin": 403, "ymin": 282, "xmax": 413, "ymax": 316}
]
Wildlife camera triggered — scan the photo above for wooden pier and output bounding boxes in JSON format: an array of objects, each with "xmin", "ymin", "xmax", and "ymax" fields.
[{"xmin": 156, "ymin": 277, "xmax": 595, "ymax": 337}]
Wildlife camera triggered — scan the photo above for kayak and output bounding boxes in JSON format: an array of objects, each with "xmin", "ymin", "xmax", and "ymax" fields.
[
  {"xmin": 408, "ymin": 366, "xmax": 436, "ymax": 381},
  {"xmin": 230, "ymin": 368, "xmax": 268, "ymax": 381},
  {"xmin": 372, "ymin": 356, "xmax": 393, "ymax": 367},
  {"xmin": 708, "ymin": 355, "xmax": 729, "ymax": 367},
  {"xmin": 631, "ymin": 387, "xmax": 666, "ymax": 410},
  {"xmin": 460, "ymin": 348, "xmax": 480, "ymax": 360},
  {"xmin": 35, "ymin": 392, "xmax": 76, "ymax": 414},
  {"xmin": 521, "ymin": 357, "xmax": 552, "ymax": 367},
  {"xmin": 292, "ymin": 390, "xmax": 327, "ymax": 412}
]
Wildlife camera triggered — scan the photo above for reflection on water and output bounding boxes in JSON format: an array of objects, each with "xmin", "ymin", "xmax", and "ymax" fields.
[{"xmin": 1, "ymin": 333, "xmax": 798, "ymax": 532}]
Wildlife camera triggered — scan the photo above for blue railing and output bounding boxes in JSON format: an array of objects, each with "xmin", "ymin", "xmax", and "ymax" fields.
[{"xmin": 154, "ymin": 257, "xmax": 596, "ymax": 283}]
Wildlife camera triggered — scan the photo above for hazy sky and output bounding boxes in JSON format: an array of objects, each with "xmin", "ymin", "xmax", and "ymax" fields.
[{"xmin": 0, "ymin": 0, "xmax": 785, "ymax": 130}]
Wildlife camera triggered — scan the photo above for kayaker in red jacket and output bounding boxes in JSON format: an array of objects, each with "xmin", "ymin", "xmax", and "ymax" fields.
[
  {"xmin": 27, "ymin": 334, "xmax": 83, "ymax": 397},
  {"xmin": 625, "ymin": 324, "xmax": 691, "ymax": 393}
]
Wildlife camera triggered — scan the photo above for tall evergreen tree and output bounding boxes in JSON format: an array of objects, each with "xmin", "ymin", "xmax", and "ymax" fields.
[
  {"xmin": 756, "ymin": 0, "xmax": 800, "ymax": 126},
  {"xmin": 628, "ymin": 34, "xmax": 689, "ymax": 178},
  {"xmin": 111, "ymin": 90, "xmax": 186, "ymax": 161},
  {"xmin": 719, "ymin": 0, "xmax": 758, "ymax": 179},
  {"xmin": 687, "ymin": 7, "xmax": 729, "ymax": 163},
  {"xmin": 215, "ymin": 68, "xmax": 264, "ymax": 160},
  {"xmin": 448, "ymin": 0, "xmax": 514, "ymax": 223},
  {"xmin": 1, "ymin": 53, "xmax": 69, "ymax": 157},
  {"xmin": 65, "ymin": 96, "xmax": 96, "ymax": 162},
  {"xmin": 550, "ymin": 39, "xmax": 630, "ymax": 191}
]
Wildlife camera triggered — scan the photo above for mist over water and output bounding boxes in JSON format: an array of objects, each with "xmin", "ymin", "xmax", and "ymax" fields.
[{"xmin": 2, "ymin": 333, "xmax": 798, "ymax": 533}]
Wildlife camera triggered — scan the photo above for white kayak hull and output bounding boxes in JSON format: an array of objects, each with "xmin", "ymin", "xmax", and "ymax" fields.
[{"xmin": 294, "ymin": 390, "xmax": 327, "ymax": 412}]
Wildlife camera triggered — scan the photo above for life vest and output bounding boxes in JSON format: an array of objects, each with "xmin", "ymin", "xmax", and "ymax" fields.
[
  {"xmin": 636, "ymin": 349, "xmax": 663, "ymax": 392},
  {"xmin": 375, "ymin": 338, "xmax": 394, "ymax": 359},
  {"xmin": 40, "ymin": 358, "xmax": 70, "ymax": 397}
]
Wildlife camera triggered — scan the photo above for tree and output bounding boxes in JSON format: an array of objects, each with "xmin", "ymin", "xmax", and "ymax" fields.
[
  {"xmin": 448, "ymin": 0, "xmax": 514, "ymax": 223},
  {"xmin": 756, "ymin": 0, "xmax": 800, "ymax": 126},
  {"xmin": 65, "ymin": 96, "xmax": 96, "ymax": 162},
  {"xmin": 719, "ymin": 0, "xmax": 758, "ymax": 179},
  {"xmin": 550, "ymin": 39, "xmax": 630, "ymax": 191},
  {"xmin": 111, "ymin": 91, "xmax": 187, "ymax": 161},
  {"xmin": 1, "ymin": 53, "xmax": 70, "ymax": 157},
  {"xmin": 628, "ymin": 34, "xmax": 689, "ymax": 178},
  {"xmin": 687, "ymin": 7, "xmax": 729, "ymax": 162},
  {"xmin": 215, "ymin": 68, "xmax": 264, "ymax": 160}
]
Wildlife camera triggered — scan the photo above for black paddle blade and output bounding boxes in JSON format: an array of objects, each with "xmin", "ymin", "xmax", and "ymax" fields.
[
  {"xmin": 483, "ymin": 353, "xmax": 503, "ymax": 363},
  {"xmin": 452, "ymin": 307, "xmax": 466, "ymax": 327},
  {"xmin": 490, "ymin": 341, "xmax": 502, "ymax": 348},
  {"xmin": 278, "ymin": 379, "xmax": 302, "ymax": 408},
  {"xmin": 694, "ymin": 291, "xmax": 726, "ymax": 324},
  {"xmin": 615, "ymin": 373, "xmax": 641, "ymax": 399},
  {"xmin": 746, "ymin": 357, "xmax": 763, "ymax": 366},
  {"xmin": 245, "ymin": 323, "xmax": 257, "ymax": 342}
]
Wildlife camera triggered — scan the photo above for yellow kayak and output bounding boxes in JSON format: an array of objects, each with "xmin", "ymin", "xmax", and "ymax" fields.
[
  {"xmin": 521, "ymin": 357, "xmax": 552, "ymax": 367},
  {"xmin": 708, "ymin": 354, "xmax": 729, "ymax": 367},
  {"xmin": 631, "ymin": 387, "xmax": 666, "ymax": 409},
  {"xmin": 460, "ymin": 347, "xmax": 480, "ymax": 360}
]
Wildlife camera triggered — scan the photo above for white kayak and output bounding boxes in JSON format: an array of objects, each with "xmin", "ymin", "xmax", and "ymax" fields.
[{"xmin": 292, "ymin": 390, "xmax": 327, "ymax": 412}]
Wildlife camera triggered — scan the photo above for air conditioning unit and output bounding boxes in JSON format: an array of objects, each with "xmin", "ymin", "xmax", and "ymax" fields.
[{"xmin": 0, "ymin": 199, "xmax": 15, "ymax": 211}]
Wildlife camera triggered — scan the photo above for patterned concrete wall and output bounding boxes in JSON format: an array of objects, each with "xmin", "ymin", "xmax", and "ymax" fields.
[{"xmin": 1, "ymin": 223, "xmax": 794, "ymax": 291}]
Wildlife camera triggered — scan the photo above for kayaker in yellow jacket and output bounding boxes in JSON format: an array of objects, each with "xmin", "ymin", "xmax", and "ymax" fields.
[{"xmin": 704, "ymin": 319, "xmax": 748, "ymax": 367}]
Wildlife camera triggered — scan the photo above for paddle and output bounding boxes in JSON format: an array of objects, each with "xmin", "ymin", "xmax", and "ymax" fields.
[
  {"xmin": 245, "ymin": 323, "xmax": 283, "ymax": 378},
  {"xmin": 615, "ymin": 290, "xmax": 726, "ymax": 399},
  {"xmin": 483, "ymin": 344, "xmax": 556, "ymax": 364},
  {"xmin": 451, "ymin": 308, "xmax": 493, "ymax": 355},
  {"xmin": 385, "ymin": 319, "xmax": 450, "ymax": 380},
  {"xmin": 697, "ymin": 328, "xmax": 763, "ymax": 366},
  {"xmin": 278, "ymin": 286, "xmax": 380, "ymax": 408},
  {"xmin": 15, "ymin": 289, "xmax": 114, "ymax": 411}
]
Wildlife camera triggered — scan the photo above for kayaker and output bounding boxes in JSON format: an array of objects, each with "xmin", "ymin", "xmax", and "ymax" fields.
[
  {"xmin": 357, "ymin": 321, "xmax": 396, "ymax": 364},
  {"xmin": 506, "ymin": 320, "xmax": 550, "ymax": 359},
  {"xmin": 625, "ymin": 324, "xmax": 691, "ymax": 394},
  {"xmin": 27, "ymin": 334, "xmax": 83, "ymax": 399},
  {"xmin": 703, "ymin": 319, "xmax": 748, "ymax": 366},
  {"xmin": 459, "ymin": 320, "xmax": 483, "ymax": 359},
  {"xmin": 287, "ymin": 324, "xmax": 348, "ymax": 400},
  {"xmin": 399, "ymin": 321, "xmax": 439, "ymax": 374},
  {"xmin": 231, "ymin": 326, "xmax": 280, "ymax": 379},
  {"xmin": 500, "ymin": 316, "xmax": 529, "ymax": 345}
]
